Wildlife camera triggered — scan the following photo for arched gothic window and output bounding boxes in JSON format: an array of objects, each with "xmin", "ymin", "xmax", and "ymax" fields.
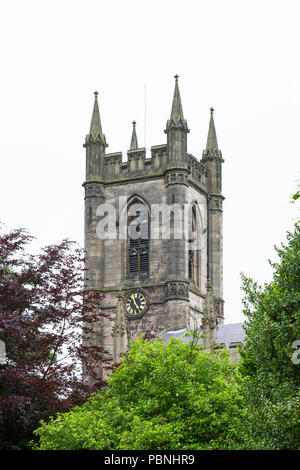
[
  {"xmin": 127, "ymin": 199, "xmax": 149, "ymax": 277},
  {"xmin": 188, "ymin": 205, "xmax": 200, "ymax": 286}
]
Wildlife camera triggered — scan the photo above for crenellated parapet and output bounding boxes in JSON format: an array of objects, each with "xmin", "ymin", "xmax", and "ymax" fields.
[
  {"xmin": 151, "ymin": 145, "xmax": 167, "ymax": 169},
  {"xmin": 104, "ymin": 152, "xmax": 122, "ymax": 178},
  {"xmin": 127, "ymin": 148, "xmax": 146, "ymax": 172},
  {"xmin": 187, "ymin": 154, "xmax": 209, "ymax": 191},
  {"xmin": 94, "ymin": 144, "xmax": 209, "ymax": 194},
  {"xmin": 102, "ymin": 148, "xmax": 152, "ymax": 180}
]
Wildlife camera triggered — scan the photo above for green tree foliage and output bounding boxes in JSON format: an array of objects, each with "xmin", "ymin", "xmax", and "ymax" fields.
[
  {"xmin": 291, "ymin": 188, "xmax": 300, "ymax": 204},
  {"xmin": 240, "ymin": 222, "xmax": 300, "ymax": 380},
  {"xmin": 34, "ymin": 336, "xmax": 244, "ymax": 450},
  {"xmin": 33, "ymin": 193, "xmax": 300, "ymax": 450},
  {"xmin": 238, "ymin": 221, "xmax": 300, "ymax": 449},
  {"xmin": 0, "ymin": 225, "xmax": 107, "ymax": 450}
]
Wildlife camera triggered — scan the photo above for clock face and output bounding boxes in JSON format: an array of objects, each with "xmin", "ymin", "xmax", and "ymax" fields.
[{"xmin": 125, "ymin": 291, "xmax": 147, "ymax": 317}]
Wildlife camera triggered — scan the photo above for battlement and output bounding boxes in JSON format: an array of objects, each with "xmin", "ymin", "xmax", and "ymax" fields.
[
  {"xmin": 187, "ymin": 154, "xmax": 209, "ymax": 189},
  {"xmin": 103, "ymin": 145, "xmax": 165, "ymax": 179},
  {"xmin": 101, "ymin": 145, "xmax": 209, "ymax": 191}
]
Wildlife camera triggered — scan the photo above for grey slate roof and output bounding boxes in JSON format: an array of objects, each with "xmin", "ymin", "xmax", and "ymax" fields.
[{"xmin": 160, "ymin": 323, "xmax": 246, "ymax": 349}]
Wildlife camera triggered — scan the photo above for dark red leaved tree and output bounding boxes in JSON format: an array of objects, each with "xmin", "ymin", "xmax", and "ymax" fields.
[{"xmin": 0, "ymin": 225, "xmax": 109, "ymax": 449}]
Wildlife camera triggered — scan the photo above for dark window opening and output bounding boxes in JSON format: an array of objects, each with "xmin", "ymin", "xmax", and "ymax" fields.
[
  {"xmin": 188, "ymin": 206, "xmax": 199, "ymax": 286},
  {"xmin": 128, "ymin": 205, "xmax": 149, "ymax": 277}
]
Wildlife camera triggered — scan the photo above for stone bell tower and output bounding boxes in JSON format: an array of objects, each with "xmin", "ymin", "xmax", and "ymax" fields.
[{"xmin": 83, "ymin": 77, "xmax": 224, "ymax": 370}]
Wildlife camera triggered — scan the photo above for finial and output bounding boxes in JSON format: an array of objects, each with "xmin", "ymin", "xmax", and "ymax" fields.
[
  {"xmin": 174, "ymin": 74, "xmax": 179, "ymax": 82},
  {"xmin": 210, "ymin": 107, "xmax": 214, "ymax": 115},
  {"xmin": 94, "ymin": 90, "xmax": 98, "ymax": 98},
  {"xmin": 132, "ymin": 120, "xmax": 136, "ymax": 127}
]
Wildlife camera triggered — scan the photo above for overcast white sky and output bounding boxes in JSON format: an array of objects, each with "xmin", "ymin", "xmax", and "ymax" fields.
[{"xmin": 0, "ymin": 0, "xmax": 299, "ymax": 323}]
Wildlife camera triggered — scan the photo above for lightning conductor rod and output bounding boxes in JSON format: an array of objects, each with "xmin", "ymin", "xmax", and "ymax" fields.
[{"xmin": 144, "ymin": 82, "xmax": 147, "ymax": 149}]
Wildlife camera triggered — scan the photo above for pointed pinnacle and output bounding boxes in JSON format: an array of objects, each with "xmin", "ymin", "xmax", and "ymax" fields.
[
  {"xmin": 130, "ymin": 120, "xmax": 138, "ymax": 150},
  {"xmin": 89, "ymin": 91, "xmax": 103, "ymax": 138},
  {"xmin": 206, "ymin": 107, "xmax": 218, "ymax": 151},
  {"xmin": 165, "ymin": 75, "xmax": 189, "ymax": 133},
  {"xmin": 170, "ymin": 75, "xmax": 184, "ymax": 122}
]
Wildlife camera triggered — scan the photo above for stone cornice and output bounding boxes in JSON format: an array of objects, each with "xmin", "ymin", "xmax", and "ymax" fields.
[
  {"xmin": 82, "ymin": 172, "xmax": 164, "ymax": 187},
  {"xmin": 89, "ymin": 278, "xmax": 188, "ymax": 293},
  {"xmin": 209, "ymin": 193, "xmax": 225, "ymax": 200}
]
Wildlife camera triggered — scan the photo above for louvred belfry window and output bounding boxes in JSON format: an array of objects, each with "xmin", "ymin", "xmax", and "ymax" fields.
[
  {"xmin": 188, "ymin": 206, "xmax": 200, "ymax": 286},
  {"xmin": 128, "ymin": 205, "xmax": 149, "ymax": 276}
]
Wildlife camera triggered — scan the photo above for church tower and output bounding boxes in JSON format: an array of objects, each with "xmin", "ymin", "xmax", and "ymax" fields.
[{"xmin": 83, "ymin": 77, "xmax": 224, "ymax": 371}]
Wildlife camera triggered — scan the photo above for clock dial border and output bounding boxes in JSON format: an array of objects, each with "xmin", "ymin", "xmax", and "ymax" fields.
[{"xmin": 124, "ymin": 288, "xmax": 149, "ymax": 319}]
